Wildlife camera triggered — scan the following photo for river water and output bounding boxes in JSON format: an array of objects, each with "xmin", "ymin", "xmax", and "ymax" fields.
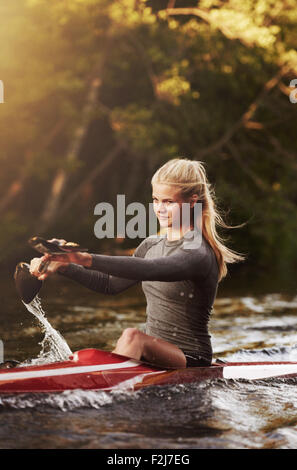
[{"xmin": 0, "ymin": 273, "xmax": 297, "ymax": 449}]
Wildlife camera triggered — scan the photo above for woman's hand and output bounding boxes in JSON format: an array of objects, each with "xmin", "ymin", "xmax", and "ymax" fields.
[
  {"xmin": 48, "ymin": 238, "xmax": 67, "ymax": 245},
  {"xmin": 30, "ymin": 251, "xmax": 92, "ymax": 281},
  {"xmin": 29, "ymin": 233, "xmax": 92, "ymax": 281},
  {"xmin": 29, "ymin": 257, "xmax": 69, "ymax": 281},
  {"xmin": 45, "ymin": 238, "xmax": 92, "ymax": 267}
]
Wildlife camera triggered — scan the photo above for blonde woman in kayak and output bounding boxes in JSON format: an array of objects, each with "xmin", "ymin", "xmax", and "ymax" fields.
[{"xmin": 30, "ymin": 158, "xmax": 244, "ymax": 369}]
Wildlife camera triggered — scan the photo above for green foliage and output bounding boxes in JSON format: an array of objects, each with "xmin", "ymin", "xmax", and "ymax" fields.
[{"xmin": 0, "ymin": 213, "xmax": 28, "ymax": 262}]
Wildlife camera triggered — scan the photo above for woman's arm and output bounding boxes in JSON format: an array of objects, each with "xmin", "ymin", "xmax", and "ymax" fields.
[
  {"xmin": 58, "ymin": 263, "xmax": 139, "ymax": 295},
  {"xmin": 88, "ymin": 249, "xmax": 210, "ymax": 282},
  {"xmin": 46, "ymin": 246, "xmax": 211, "ymax": 282},
  {"xmin": 36, "ymin": 237, "xmax": 212, "ymax": 283}
]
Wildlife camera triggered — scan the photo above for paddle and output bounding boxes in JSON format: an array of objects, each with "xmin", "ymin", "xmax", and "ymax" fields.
[
  {"xmin": 14, "ymin": 262, "xmax": 43, "ymax": 304},
  {"xmin": 14, "ymin": 236, "xmax": 88, "ymax": 303},
  {"xmin": 28, "ymin": 236, "xmax": 88, "ymax": 273}
]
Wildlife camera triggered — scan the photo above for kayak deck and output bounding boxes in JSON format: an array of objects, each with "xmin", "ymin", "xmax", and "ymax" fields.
[{"xmin": 0, "ymin": 349, "xmax": 297, "ymax": 393}]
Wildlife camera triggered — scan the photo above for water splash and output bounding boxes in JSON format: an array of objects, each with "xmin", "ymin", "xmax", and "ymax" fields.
[
  {"xmin": 224, "ymin": 344, "xmax": 297, "ymax": 362},
  {"xmin": 22, "ymin": 296, "xmax": 72, "ymax": 365},
  {"xmin": 0, "ymin": 387, "xmax": 140, "ymax": 412}
]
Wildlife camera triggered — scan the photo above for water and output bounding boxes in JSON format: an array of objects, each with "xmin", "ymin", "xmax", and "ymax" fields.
[
  {"xmin": 0, "ymin": 275, "xmax": 297, "ymax": 449},
  {"xmin": 22, "ymin": 297, "xmax": 72, "ymax": 365}
]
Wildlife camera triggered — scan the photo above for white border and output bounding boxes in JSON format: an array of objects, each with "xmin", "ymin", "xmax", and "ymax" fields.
[{"xmin": 223, "ymin": 364, "xmax": 297, "ymax": 380}]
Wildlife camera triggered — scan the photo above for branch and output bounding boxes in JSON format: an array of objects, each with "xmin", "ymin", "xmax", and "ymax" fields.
[
  {"xmin": 53, "ymin": 92, "xmax": 148, "ymax": 221},
  {"xmin": 226, "ymin": 141, "xmax": 270, "ymax": 192},
  {"xmin": 161, "ymin": 7, "xmax": 291, "ymax": 158},
  {"xmin": 167, "ymin": 1, "xmax": 176, "ymax": 8},
  {"xmin": 163, "ymin": 7, "xmax": 254, "ymax": 47},
  {"xmin": 57, "ymin": 140, "xmax": 126, "ymax": 220},
  {"xmin": 268, "ymin": 135, "xmax": 297, "ymax": 172},
  {"xmin": 125, "ymin": 32, "xmax": 159, "ymax": 100},
  {"xmin": 194, "ymin": 66, "xmax": 289, "ymax": 159}
]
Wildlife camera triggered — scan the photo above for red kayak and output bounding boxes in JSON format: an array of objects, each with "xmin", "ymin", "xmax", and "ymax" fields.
[{"xmin": 0, "ymin": 348, "xmax": 297, "ymax": 394}]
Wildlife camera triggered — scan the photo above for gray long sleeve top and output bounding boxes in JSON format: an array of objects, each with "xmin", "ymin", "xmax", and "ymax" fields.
[{"xmin": 60, "ymin": 231, "xmax": 219, "ymax": 362}]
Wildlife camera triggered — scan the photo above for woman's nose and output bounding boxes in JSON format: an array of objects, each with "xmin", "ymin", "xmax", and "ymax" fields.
[{"xmin": 156, "ymin": 202, "xmax": 166, "ymax": 212}]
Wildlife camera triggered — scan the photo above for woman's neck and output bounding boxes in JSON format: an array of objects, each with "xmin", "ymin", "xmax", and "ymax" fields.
[{"xmin": 166, "ymin": 225, "xmax": 194, "ymax": 241}]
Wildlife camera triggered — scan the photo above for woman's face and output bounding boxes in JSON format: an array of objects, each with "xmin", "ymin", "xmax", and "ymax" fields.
[{"xmin": 152, "ymin": 183, "xmax": 197, "ymax": 230}]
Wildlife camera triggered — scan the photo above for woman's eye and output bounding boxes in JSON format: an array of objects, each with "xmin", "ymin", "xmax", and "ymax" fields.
[{"xmin": 152, "ymin": 199, "xmax": 174, "ymax": 204}]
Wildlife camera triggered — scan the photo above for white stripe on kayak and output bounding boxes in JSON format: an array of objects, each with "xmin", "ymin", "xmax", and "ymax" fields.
[
  {"xmin": 223, "ymin": 364, "xmax": 297, "ymax": 380},
  {"xmin": 0, "ymin": 360, "xmax": 140, "ymax": 382}
]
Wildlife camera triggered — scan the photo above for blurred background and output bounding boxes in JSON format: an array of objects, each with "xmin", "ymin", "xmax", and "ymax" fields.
[{"xmin": 0, "ymin": 0, "xmax": 297, "ymax": 292}]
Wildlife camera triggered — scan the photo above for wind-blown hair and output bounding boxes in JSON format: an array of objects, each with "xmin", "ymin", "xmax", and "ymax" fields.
[{"xmin": 151, "ymin": 157, "xmax": 245, "ymax": 282}]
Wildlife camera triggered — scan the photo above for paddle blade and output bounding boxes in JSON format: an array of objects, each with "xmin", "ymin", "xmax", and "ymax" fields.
[
  {"xmin": 0, "ymin": 360, "xmax": 20, "ymax": 369},
  {"xmin": 28, "ymin": 236, "xmax": 88, "ymax": 254},
  {"xmin": 14, "ymin": 262, "xmax": 43, "ymax": 304}
]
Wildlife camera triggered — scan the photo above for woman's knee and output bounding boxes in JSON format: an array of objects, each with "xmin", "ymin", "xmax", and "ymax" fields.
[{"xmin": 117, "ymin": 327, "xmax": 141, "ymax": 345}]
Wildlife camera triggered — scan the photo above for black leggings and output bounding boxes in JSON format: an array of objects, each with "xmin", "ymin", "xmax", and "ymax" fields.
[{"xmin": 181, "ymin": 350, "xmax": 211, "ymax": 368}]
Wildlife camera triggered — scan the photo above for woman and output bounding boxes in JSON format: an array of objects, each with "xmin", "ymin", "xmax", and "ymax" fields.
[{"xmin": 30, "ymin": 158, "xmax": 244, "ymax": 369}]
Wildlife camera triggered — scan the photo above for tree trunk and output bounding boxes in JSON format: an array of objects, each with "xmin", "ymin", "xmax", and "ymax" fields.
[
  {"xmin": 38, "ymin": 36, "xmax": 114, "ymax": 234},
  {"xmin": 57, "ymin": 140, "xmax": 125, "ymax": 218},
  {"xmin": 0, "ymin": 119, "xmax": 65, "ymax": 215}
]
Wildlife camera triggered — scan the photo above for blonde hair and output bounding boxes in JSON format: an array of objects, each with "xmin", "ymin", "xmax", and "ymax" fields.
[{"xmin": 151, "ymin": 157, "xmax": 245, "ymax": 282}]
